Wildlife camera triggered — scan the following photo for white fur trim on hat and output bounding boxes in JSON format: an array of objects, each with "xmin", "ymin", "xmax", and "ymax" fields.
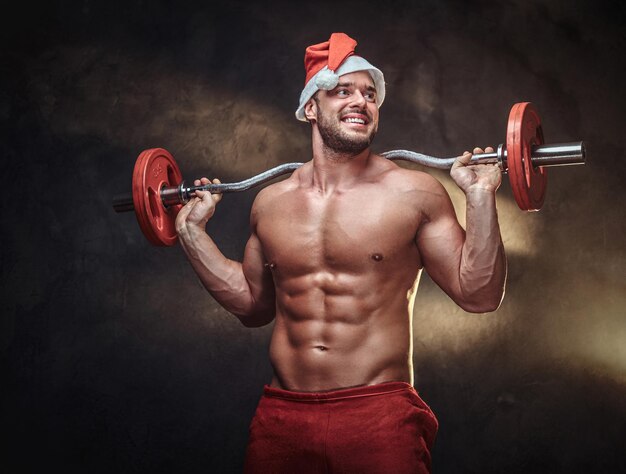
[{"xmin": 295, "ymin": 55, "xmax": 386, "ymax": 122}]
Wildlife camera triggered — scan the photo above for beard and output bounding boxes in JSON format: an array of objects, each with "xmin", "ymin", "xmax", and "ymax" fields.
[{"xmin": 316, "ymin": 106, "xmax": 377, "ymax": 155}]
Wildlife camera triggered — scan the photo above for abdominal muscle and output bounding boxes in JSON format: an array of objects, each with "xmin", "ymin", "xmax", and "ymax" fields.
[{"xmin": 267, "ymin": 269, "xmax": 419, "ymax": 392}]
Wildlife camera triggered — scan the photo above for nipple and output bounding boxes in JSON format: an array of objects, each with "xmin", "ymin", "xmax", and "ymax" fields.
[{"xmin": 371, "ymin": 253, "xmax": 384, "ymax": 262}]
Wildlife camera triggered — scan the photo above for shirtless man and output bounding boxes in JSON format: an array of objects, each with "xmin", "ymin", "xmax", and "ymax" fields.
[{"xmin": 175, "ymin": 33, "xmax": 506, "ymax": 473}]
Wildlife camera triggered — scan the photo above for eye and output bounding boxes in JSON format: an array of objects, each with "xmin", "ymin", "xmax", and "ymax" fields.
[
  {"xmin": 364, "ymin": 92, "xmax": 376, "ymax": 102},
  {"xmin": 337, "ymin": 89, "xmax": 350, "ymax": 97}
]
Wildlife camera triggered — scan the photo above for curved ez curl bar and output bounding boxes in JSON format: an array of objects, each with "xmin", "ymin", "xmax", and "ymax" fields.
[{"xmin": 113, "ymin": 102, "xmax": 585, "ymax": 246}]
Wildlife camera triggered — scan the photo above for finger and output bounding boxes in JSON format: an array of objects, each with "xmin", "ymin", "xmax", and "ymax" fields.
[
  {"xmin": 473, "ymin": 147, "xmax": 484, "ymax": 155},
  {"xmin": 195, "ymin": 189, "xmax": 210, "ymax": 200},
  {"xmin": 175, "ymin": 196, "xmax": 197, "ymax": 226},
  {"xmin": 187, "ymin": 190, "xmax": 216, "ymax": 220},
  {"xmin": 485, "ymin": 146, "xmax": 495, "ymax": 153},
  {"xmin": 193, "ymin": 177, "xmax": 211, "ymax": 187},
  {"xmin": 212, "ymin": 178, "xmax": 223, "ymax": 203},
  {"xmin": 451, "ymin": 151, "xmax": 472, "ymax": 170}
]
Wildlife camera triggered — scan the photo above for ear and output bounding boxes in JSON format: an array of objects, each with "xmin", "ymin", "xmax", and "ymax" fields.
[{"xmin": 304, "ymin": 98, "xmax": 317, "ymax": 122}]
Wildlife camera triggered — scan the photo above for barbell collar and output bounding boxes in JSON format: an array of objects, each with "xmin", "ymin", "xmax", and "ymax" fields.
[{"xmin": 161, "ymin": 182, "xmax": 187, "ymax": 207}]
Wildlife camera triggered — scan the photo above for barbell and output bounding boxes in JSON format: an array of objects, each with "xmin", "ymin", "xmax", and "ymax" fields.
[{"xmin": 113, "ymin": 102, "xmax": 585, "ymax": 246}]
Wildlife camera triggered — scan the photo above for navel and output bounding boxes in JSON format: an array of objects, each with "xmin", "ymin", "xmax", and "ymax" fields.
[{"xmin": 371, "ymin": 253, "xmax": 384, "ymax": 262}]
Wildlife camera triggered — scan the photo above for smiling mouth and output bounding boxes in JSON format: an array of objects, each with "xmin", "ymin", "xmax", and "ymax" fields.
[
  {"xmin": 343, "ymin": 117, "xmax": 366, "ymax": 125},
  {"xmin": 341, "ymin": 114, "xmax": 369, "ymax": 126}
]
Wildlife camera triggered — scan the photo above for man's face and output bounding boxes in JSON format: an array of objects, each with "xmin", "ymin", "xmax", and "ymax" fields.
[{"xmin": 310, "ymin": 71, "xmax": 379, "ymax": 154}]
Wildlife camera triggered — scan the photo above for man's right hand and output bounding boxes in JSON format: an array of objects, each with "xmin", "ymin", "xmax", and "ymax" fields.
[{"xmin": 175, "ymin": 177, "xmax": 223, "ymax": 234}]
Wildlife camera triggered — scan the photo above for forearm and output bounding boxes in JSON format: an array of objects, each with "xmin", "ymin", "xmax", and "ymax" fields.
[
  {"xmin": 458, "ymin": 189, "xmax": 507, "ymax": 312},
  {"xmin": 178, "ymin": 224, "xmax": 273, "ymax": 324}
]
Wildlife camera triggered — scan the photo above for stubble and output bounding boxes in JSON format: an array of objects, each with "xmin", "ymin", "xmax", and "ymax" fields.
[{"xmin": 315, "ymin": 99, "xmax": 377, "ymax": 155}]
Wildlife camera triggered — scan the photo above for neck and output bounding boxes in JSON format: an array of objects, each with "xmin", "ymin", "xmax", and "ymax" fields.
[{"xmin": 308, "ymin": 134, "xmax": 372, "ymax": 193}]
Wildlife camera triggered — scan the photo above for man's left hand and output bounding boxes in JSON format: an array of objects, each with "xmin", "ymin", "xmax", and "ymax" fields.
[{"xmin": 450, "ymin": 146, "xmax": 502, "ymax": 194}]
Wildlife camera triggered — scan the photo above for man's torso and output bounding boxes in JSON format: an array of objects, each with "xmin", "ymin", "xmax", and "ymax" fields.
[{"xmin": 253, "ymin": 155, "xmax": 436, "ymax": 391}]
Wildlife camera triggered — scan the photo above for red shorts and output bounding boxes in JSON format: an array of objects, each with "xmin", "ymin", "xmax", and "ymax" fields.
[{"xmin": 244, "ymin": 381, "xmax": 438, "ymax": 473}]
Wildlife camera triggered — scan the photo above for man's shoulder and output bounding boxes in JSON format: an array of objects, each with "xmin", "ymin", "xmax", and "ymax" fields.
[
  {"xmin": 250, "ymin": 164, "xmax": 307, "ymax": 219},
  {"xmin": 373, "ymin": 154, "xmax": 448, "ymax": 195},
  {"xmin": 255, "ymin": 167, "xmax": 304, "ymax": 200}
]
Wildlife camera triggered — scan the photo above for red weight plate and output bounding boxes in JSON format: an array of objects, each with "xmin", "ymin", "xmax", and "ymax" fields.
[
  {"xmin": 506, "ymin": 102, "xmax": 547, "ymax": 211},
  {"xmin": 131, "ymin": 148, "xmax": 183, "ymax": 246}
]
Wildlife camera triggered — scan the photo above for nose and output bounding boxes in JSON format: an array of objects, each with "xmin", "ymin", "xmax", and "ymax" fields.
[{"xmin": 349, "ymin": 89, "xmax": 367, "ymax": 108}]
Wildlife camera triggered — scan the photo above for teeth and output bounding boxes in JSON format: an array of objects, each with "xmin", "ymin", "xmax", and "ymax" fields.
[{"xmin": 343, "ymin": 117, "xmax": 365, "ymax": 124}]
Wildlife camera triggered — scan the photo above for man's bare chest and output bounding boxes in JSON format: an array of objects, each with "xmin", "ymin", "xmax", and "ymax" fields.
[{"xmin": 256, "ymin": 189, "xmax": 422, "ymax": 275}]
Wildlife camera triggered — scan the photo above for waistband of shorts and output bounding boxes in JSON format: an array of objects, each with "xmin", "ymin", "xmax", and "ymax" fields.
[{"xmin": 262, "ymin": 381, "xmax": 416, "ymax": 402}]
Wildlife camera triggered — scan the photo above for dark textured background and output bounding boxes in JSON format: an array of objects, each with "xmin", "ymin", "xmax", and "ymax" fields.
[{"xmin": 2, "ymin": 0, "xmax": 625, "ymax": 472}]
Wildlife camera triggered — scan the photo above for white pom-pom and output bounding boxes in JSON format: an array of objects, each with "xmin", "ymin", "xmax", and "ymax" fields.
[{"xmin": 315, "ymin": 68, "xmax": 339, "ymax": 90}]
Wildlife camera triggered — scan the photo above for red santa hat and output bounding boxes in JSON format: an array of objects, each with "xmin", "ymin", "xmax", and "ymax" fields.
[{"xmin": 295, "ymin": 32, "xmax": 386, "ymax": 121}]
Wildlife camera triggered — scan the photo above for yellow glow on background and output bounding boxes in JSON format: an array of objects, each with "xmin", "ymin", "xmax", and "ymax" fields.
[{"xmin": 438, "ymin": 172, "xmax": 542, "ymax": 257}]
